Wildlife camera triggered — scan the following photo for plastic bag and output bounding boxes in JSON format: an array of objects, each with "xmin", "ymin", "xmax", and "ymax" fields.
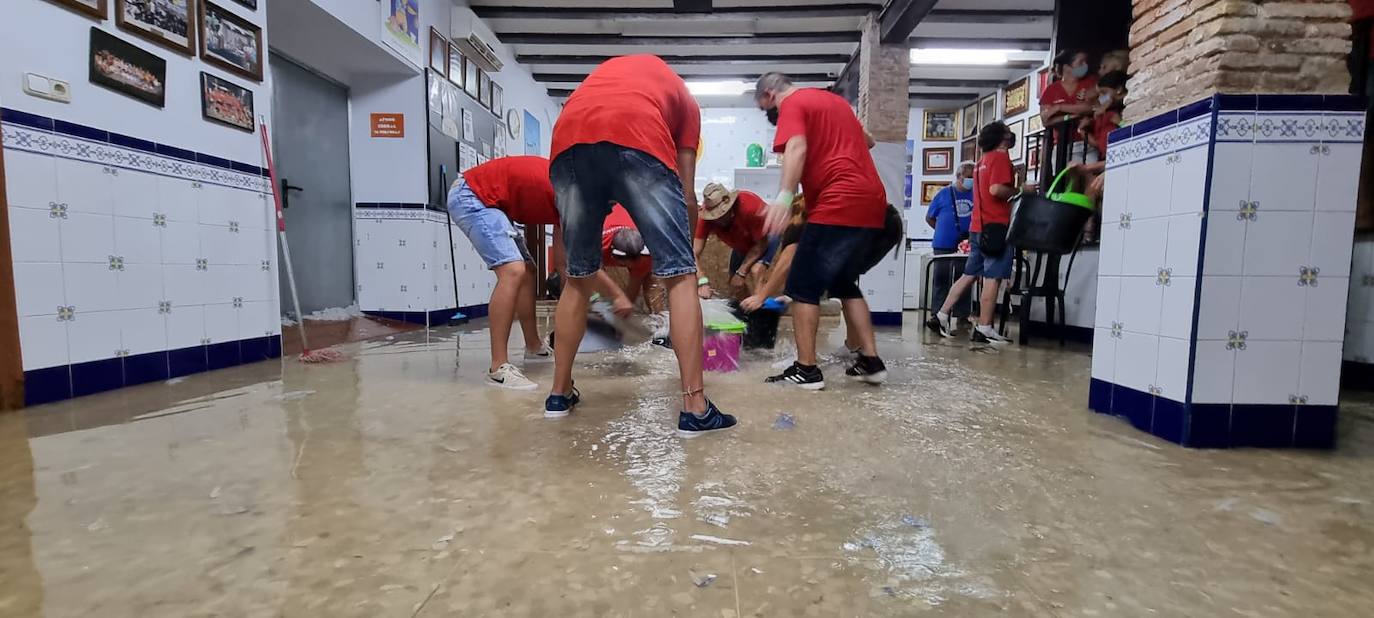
[{"xmin": 701, "ymin": 299, "xmax": 745, "ymax": 332}]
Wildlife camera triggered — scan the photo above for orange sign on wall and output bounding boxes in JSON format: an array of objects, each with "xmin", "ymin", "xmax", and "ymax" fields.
[{"xmin": 370, "ymin": 113, "xmax": 405, "ymax": 138}]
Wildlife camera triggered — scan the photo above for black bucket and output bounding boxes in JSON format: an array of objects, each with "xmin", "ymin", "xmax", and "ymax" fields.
[
  {"xmin": 1006, "ymin": 170, "xmax": 1094, "ymax": 254},
  {"xmin": 726, "ymin": 300, "xmax": 782, "ymax": 350}
]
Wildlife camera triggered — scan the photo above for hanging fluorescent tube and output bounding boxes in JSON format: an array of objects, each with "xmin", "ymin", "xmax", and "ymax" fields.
[{"xmin": 910, "ymin": 48, "xmax": 1023, "ymax": 65}]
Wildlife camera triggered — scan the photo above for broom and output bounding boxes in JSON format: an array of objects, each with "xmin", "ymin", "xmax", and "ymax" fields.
[{"xmin": 259, "ymin": 116, "xmax": 345, "ymax": 363}]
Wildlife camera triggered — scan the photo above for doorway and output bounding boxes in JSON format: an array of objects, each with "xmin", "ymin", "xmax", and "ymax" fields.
[{"xmin": 268, "ymin": 54, "xmax": 354, "ymax": 316}]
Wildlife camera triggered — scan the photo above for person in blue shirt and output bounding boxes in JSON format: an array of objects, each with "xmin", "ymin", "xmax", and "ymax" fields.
[{"xmin": 924, "ymin": 162, "xmax": 974, "ymax": 328}]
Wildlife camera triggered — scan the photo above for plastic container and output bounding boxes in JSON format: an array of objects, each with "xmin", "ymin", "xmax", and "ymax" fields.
[
  {"xmin": 1006, "ymin": 168, "xmax": 1095, "ymax": 254},
  {"xmin": 703, "ymin": 323, "xmax": 744, "ymax": 372}
]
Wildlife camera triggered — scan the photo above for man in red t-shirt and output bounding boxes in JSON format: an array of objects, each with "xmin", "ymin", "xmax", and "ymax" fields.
[
  {"xmin": 692, "ymin": 183, "xmax": 779, "ymax": 299},
  {"xmin": 1039, "ymin": 50, "xmax": 1099, "ymax": 161},
  {"xmin": 600, "ymin": 204, "xmax": 654, "ymax": 303},
  {"xmin": 449, "ymin": 156, "xmax": 629, "ymax": 390},
  {"xmin": 753, "ymin": 72, "xmax": 890, "ymax": 389},
  {"xmin": 547, "ymin": 54, "xmax": 734, "ymax": 433},
  {"xmin": 928, "ymin": 122, "xmax": 1018, "ymax": 346}
]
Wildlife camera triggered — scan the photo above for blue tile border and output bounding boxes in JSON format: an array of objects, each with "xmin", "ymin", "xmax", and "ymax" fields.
[
  {"xmin": 22, "ymin": 335, "xmax": 282, "ymax": 408},
  {"xmin": 364, "ymin": 308, "xmax": 467, "ymax": 326},
  {"xmin": 1089, "ymin": 379, "xmax": 1338, "ymax": 449},
  {"xmin": 1108, "ymin": 94, "xmax": 1369, "ymax": 159},
  {"xmin": 2, "ymin": 106, "xmax": 268, "ymax": 178}
]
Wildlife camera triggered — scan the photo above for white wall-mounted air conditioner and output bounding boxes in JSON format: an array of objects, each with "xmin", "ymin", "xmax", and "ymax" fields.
[{"xmin": 454, "ymin": 33, "xmax": 503, "ymax": 73}]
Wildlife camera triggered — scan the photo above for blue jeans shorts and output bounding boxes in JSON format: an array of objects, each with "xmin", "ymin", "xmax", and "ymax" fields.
[
  {"xmin": 550, "ymin": 143, "xmax": 696, "ymax": 279},
  {"xmin": 727, "ymin": 236, "xmax": 781, "ymax": 274},
  {"xmin": 785, "ymin": 223, "xmax": 880, "ymax": 305},
  {"xmin": 965, "ymin": 232, "xmax": 1014, "ymax": 279},
  {"xmin": 447, "ymin": 181, "xmax": 532, "ymax": 269}
]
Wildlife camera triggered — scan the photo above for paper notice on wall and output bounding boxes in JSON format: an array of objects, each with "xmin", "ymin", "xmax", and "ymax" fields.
[
  {"xmin": 480, "ymin": 141, "xmax": 492, "ymax": 157},
  {"xmin": 459, "ymin": 142, "xmax": 478, "ymax": 172},
  {"xmin": 494, "ymin": 137, "xmax": 506, "ymax": 158},
  {"xmin": 477, "ymin": 154, "xmax": 489, "ymax": 166},
  {"xmin": 440, "ymin": 83, "xmax": 460, "ymax": 139},
  {"xmin": 462, "ymin": 109, "xmax": 474, "ymax": 141}
]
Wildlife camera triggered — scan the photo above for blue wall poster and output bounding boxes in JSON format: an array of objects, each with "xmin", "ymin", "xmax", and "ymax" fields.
[{"xmin": 523, "ymin": 110, "xmax": 541, "ymax": 155}]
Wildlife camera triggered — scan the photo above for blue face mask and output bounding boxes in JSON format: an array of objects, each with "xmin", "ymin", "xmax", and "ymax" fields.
[
  {"xmin": 961, "ymin": 178, "xmax": 974, "ymax": 191},
  {"xmin": 1072, "ymin": 64, "xmax": 1090, "ymax": 79}
]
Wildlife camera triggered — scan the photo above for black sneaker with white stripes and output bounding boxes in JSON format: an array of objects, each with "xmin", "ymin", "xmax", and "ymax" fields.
[
  {"xmin": 844, "ymin": 355, "xmax": 888, "ymax": 385},
  {"xmin": 765, "ymin": 362, "xmax": 826, "ymax": 390}
]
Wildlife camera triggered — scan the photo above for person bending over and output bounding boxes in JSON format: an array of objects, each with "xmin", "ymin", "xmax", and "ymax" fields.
[
  {"xmin": 693, "ymin": 183, "xmax": 779, "ymax": 300},
  {"xmin": 547, "ymin": 54, "xmax": 735, "ymax": 435},
  {"xmin": 446, "ymin": 155, "xmax": 628, "ymax": 390},
  {"xmin": 754, "ymin": 72, "xmax": 890, "ymax": 390}
]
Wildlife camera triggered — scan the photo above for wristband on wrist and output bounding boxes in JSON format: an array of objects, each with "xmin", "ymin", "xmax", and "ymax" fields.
[
  {"xmin": 698, "ymin": 277, "xmax": 710, "ymax": 286},
  {"xmin": 774, "ymin": 189, "xmax": 796, "ymax": 207}
]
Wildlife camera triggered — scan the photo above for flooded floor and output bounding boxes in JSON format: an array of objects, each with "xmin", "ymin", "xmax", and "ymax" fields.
[{"xmin": 1, "ymin": 317, "xmax": 1372, "ymax": 617}]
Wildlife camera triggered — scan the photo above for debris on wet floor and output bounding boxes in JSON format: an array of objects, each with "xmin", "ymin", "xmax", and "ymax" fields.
[{"xmin": 772, "ymin": 413, "xmax": 796, "ymax": 430}]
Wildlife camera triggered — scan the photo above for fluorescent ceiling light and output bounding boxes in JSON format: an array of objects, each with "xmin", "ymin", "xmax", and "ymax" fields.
[
  {"xmin": 686, "ymin": 80, "xmax": 751, "ymax": 96},
  {"xmin": 910, "ymin": 48, "xmax": 1023, "ymax": 65}
]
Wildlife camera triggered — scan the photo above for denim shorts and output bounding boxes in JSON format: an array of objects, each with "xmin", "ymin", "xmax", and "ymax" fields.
[
  {"xmin": 785, "ymin": 223, "xmax": 881, "ymax": 305},
  {"xmin": 447, "ymin": 181, "xmax": 532, "ymax": 269},
  {"xmin": 727, "ymin": 235, "xmax": 781, "ymax": 274},
  {"xmin": 550, "ymin": 143, "xmax": 697, "ymax": 279},
  {"xmin": 965, "ymin": 232, "xmax": 1014, "ymax": 279}
]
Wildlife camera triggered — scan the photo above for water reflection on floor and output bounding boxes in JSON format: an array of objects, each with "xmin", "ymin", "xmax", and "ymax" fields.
[{"xmin": 1, "ymin": 318, "xmax": 1372, "ymax": 617}]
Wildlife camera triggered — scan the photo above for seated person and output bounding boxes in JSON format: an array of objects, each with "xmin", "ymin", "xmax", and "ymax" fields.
[{"xmin": 693, "ymin": 183, "xmax": 779, "ymax": 299}]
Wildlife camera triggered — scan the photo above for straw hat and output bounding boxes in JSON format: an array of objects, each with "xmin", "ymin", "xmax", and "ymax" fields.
[{"xmin": 700, "ymin": 183, "xmax": 739, "ymax": 221}]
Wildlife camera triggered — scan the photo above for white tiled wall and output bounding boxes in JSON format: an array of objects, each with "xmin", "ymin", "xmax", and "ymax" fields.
[
  {"xmin": 355, "ymin": 208, "xmax": 490, "ymax": 314},
  {"xmin": 4, "ymin": 122, "xmax": 279, "ymax": 373},
  {"xmin": 1191, "ymin": 110, "xmax": 1360, "ymax": 405},
  {"xmin": 1093, "ymin": 116, "xmax": 1211, "ymax": 403}
]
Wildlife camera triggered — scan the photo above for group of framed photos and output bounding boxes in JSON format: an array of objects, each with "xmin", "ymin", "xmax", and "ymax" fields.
[
  {"xmin": 56, "ymin": 0, "xmax": 262, "ymax": 133},
  {"xmin": 430, "ymin": 28, "xmax": 503, "ymax": 117}
]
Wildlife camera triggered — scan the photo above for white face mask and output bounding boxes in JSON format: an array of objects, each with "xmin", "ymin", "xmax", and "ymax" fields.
[{"xmin": 1098, "ymin": 93, "xmax": 1113, "ymax": 106}]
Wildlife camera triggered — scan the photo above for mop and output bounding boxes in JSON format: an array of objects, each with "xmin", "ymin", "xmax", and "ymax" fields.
[{"xmin": 258, "ymin": 116, "xmax": 345, "ymax": 363}]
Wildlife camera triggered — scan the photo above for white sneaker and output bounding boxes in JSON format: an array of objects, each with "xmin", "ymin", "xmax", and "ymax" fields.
[
  {"xmin": 973, "ymin": 325, "xmax": 1012, "ymax": 346},
  {"xmin": 524, "ymin": 344, "xmax": 554, "ymax": 363},
  {"xmin": 486, "ymin": 363, "xmax": 538, "ymax": 390}
]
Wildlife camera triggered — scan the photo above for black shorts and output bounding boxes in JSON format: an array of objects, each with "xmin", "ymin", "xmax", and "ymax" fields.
[
  {"xmin": 856, "ymin": 205, "xmax": 904, "ymax": 274},
  {"xmin": 785, "ymin": 222, "xmax": 881, "ymax": 305}
]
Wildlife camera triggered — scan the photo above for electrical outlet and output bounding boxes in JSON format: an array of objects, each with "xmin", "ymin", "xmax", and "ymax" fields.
[{"xmin": 23, "ymin": 73, "xmax": 71, "ymax": 103}]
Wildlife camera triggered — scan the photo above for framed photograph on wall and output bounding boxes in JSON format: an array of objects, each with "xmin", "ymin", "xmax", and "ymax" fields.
[
  {"xmin": 464, "ymin": 53, "xmax": 479, "ymax": 98},
  {"xmin": 919, "ymin": 181, "xmax": 945, "ymax": 205},
  {"xmin": 479, "ymin": 70, "xmax": 492, "ymax": 109},
  {"xmin": 922, "ymin": 147, "xmax": 954, "ymax": 175},
  {"xmin": 979, "ymin": 93, "xmax": 997, "ymax": 125},
  {"xmin": 89, "ymin": 27, "xmax": 166, "ymax": 108},
  {"xmin": 229, "ymin": 0, "xmax": 256, "ymax": 8},
  {"xmin": 491, "ymin": 83, "xmax": 503, "ymax": 117},
  {"xmin": 1037, "ymin": 68, "xmax": 1051, "ymax": 99},
  {"xmin": 961, "ymin": 101, "xmax": 979, "ymax": 139},
  {"xmin": 200, "ymin": 1, "xmax": 263, "ymax": 81},
  {"xmin": 116, "ymin": 0, "xmax": 195, "ymax": 55},
  {"xmin": 1003, "ymin": 77, "xmax": 1030, "ymax": 117},
  {"xmin": 48, "ymin": 0, "xmax": 108, "ymax": 19},
  {"xmin": 1007, "ymin": 119, "xmax": 1025, "ymax": 163},
  {"xmin": 447, "ymin": 43, "xmax": 464, "ymax": 89},
  {"xmin": 429, "ymin": 27, "xmax": 447, "ymax": 74},
  {"xmin": 922, "ymin": 109, "xmax": 957, "ymax": 142},
  {"xmin": 1027, "ymin": 113, "xmax": 1044, "ymax": 136},
  {"xmin": 960, "ymin": 137, "xmax": 977, "ymax": 163},
  {"xmin": 200, "ymin": 71, "xmax": 254, "ymax": 132}
]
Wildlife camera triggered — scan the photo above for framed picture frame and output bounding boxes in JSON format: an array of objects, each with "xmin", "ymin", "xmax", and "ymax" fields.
[
  {"xmin": 1007, "ymin": 119, "xmax": 1026, "ymax": 163},
  {"xmin": 1003, "ymin": 76, "xmax": 1030, "ymax": 118},
  {"xmin": 922, "ymin": 109, "xmax": 957, "ymax": 142},
  {"xmin": 919, "ymin": 181, "xmax": 945, "ymax": 205},
  {"xmin": 1014, "ymin": 164, "xmax": 1028, "ymax": 189},
  {"xmin": 429, "ymin": 27, "xmax": 447, "ymax": 74},
  {"xmin": 1027, "ymin": 112, "xmax": 1044, "ymax": 136},
  {"xmin": 116, "ymin": 0, "xmax": 195, "ymax": 55},
  {"xmin": 479, "ymin": 70, "xmax": 492, "ymax": 109},
  {"xmin": 199, "ymin": 2, "xmax": 263, "ymax": 81},
  {"xmin": 200, "ymin": 71, "xmax": 254, "ymax": 132},
  {"xmin": 922, "ymin": 147, "xmax": 954, "ymax": 175},
  {"xmin": 979, "ymin": 93, "xmax": 997, "ymax": 125},
  {"xmin": 228, "ymin": 0, "xmax": 256, "ymax": 9},
  {"xmin": 961, "ymin": 101, "xmax": 979, "ymax": 139},
  {"xmin": 464, "ymin": 54, "xmax": 479, "ymax": 98},
  {"xmin": 1037, "ymin": 68, "xmax": 1051, "ymax": 99},
  {"xmin": 491, "ymin": 83, "xmax": 504, "ymax": 117},
  {"xmin": 89, "ymin": 27, "xmax": 166, "ymax": 108},
  {"xmin": 960, "ymin": 137, "xmax": 978, "ymax": 163},
  {"xmin": 48, "ymin": 0, "xmax": 107, "ymax": 19},
  {"xmin": 448, "ymin": 44, "xmax": 464, "ymax": 89}
]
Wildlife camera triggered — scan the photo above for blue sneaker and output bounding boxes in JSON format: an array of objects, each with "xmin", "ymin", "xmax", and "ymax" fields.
[
  {"xmin": 544, "ymin": 386, "xmax": 580, "ymax": 419},
  {"xmin": 677, "ymin": 400, "xmax": 737, "ymax": 438}
]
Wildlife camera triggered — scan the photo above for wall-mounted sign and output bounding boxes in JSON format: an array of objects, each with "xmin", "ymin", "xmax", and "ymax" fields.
[{"xmin": 370, "ymin": 112, "xmax": 405, "ymax": 138}]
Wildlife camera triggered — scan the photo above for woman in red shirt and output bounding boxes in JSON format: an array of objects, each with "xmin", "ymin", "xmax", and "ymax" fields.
[{"xmin": 1039, "ymin": 50, "xmax": 1099, "ymax": 162}]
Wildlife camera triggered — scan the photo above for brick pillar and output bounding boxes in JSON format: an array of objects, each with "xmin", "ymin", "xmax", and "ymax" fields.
[
  {"xmin": 857, "ymin": 14, "xmax": 910, "ymax": 143},
  {"xmin": 1127, "ymin": 0, "xmax": 1353, "ymax": 122}
]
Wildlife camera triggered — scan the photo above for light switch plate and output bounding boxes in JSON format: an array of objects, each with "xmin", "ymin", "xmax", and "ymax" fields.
[{"xmin": 23, "ymin": 73, "xmax": 71, "ymax": 103}]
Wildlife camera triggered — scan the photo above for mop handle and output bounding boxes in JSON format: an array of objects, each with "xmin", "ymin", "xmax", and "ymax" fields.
[{"xmin": 258, "ymin": 116, "xmax": 309, "ymax": 351}]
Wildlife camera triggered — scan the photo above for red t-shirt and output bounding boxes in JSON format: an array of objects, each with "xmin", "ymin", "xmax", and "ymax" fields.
[
  {"xmin": 772, "ymin": 88, "xmax": 886, "ymax": 229},
  {"xmin": 973, "ymin": 150, "xmax": 1015, "ymax": 234},
  {"xmin": 1093, "ymin": 110, "xmax": 1123, "ymax": 157},
  {"xmin": 693, "ymin": 190, "xmax": 768, "ymax": 254},
  {"xmin": 463, "ymin": 156, "xmax": 559, "ymax": 225},
  {"xmin": 551, "ymin": 55, "xmax": 700, "ymax": 174},
  {"xmin": 1040, "ymin": 75, "xmax": 1099, "ymax": 140},
  {"xmin": 601, "ymin": 205, "xmax": 651, "ymax": 279}
]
